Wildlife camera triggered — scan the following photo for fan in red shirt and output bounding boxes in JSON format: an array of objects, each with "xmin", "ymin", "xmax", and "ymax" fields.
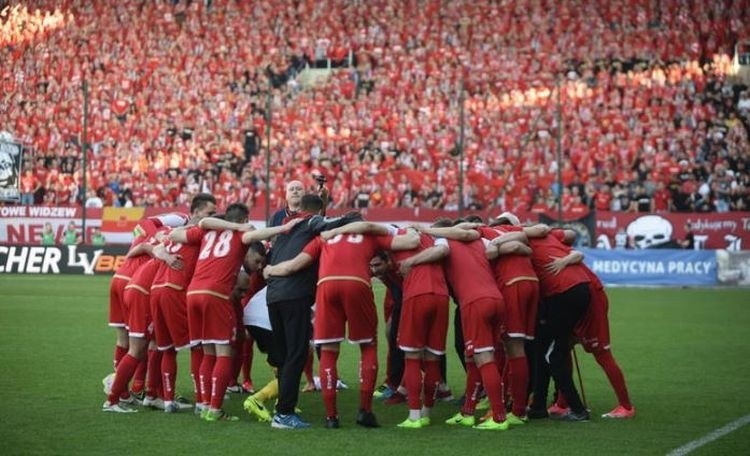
[
  {"xmin": 414, "ymin": 219, "xmax": 510, "ymax": 431},
  {"xmin": 264, "ymin": 221, "xmax": 419, "ymax": 429},
  {"xmin": 149, "ymin": 193, "xmax": 217, "ymax": 413}
]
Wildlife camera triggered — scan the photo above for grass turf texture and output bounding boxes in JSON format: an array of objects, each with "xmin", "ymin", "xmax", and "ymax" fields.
[{"xmin": 0, "ymin": 275, "xmax": 748, "ymax": 455}]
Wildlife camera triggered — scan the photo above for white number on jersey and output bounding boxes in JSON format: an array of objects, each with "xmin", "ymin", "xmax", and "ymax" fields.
[
  {"xmin": 326, "ymin": 233, "xmax": 364, "ymax": 244},
  {"xmin": 198, "ymin": 230, "xmax": 234, "ymax": 259},
  {"xmin": 166, "ymin": 242, "xmax": 183, "ymax": 254}
]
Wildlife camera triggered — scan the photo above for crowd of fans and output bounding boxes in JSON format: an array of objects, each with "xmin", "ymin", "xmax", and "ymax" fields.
[{"xmin": 2, "ymin": 0, "xmax": 750, "ymax": 214}]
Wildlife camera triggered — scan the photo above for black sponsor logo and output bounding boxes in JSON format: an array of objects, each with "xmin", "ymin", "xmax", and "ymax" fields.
[{"xmin": 0, "ymin": 245, "xmax": 129, "ymax": 275}]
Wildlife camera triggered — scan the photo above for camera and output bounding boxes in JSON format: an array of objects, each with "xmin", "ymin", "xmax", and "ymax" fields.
[{"xmin": 315, "ymin": 174, "xmax": 327, "ymax": 188}]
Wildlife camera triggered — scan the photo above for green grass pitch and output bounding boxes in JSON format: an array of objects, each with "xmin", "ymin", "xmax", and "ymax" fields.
[{"xmin": 0, "ymin": 275, "xmax": 748, "ymax": 455}]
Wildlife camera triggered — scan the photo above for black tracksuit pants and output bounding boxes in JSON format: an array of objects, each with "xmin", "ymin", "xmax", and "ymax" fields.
[
  {"xmin": 268, "ymin": 297, "xmax": 313, "ymax": 415},
  {"xmin": 532, "ymin": 282, "xmax": 590, "ymax": 413}
]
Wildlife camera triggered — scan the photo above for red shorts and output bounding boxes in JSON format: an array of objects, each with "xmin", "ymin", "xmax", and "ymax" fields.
[
  {"xmin": 501, "ymin": 280, "xmax": 540, "ymax": 340},
  {"xmin": 124, "ymin": 286, "xmax": 152, "ymax": 339},
  {"xmin": 151, "ymin": 287, "xmax": 191, "ymax": 351},
  {"xmin": 461, "ymin": 296, "xmax": 505, "ymax": 358},
  {"xmin": 314, "ymin": 280, "xmax": 377, "ymax": 344},
  {"xmin": 574, "ymin": 285, "xmax": 611, "ymax": 353},
  {"xmin": 397, "ymin": 294, "xmax": 449, "ymax": 354},
  {"xmin": 108, "ymin": 276, "xmax": 129, "ymax": 327},
  {"xmin": 187, "ymin": 293, "xmax": 237, "ymax": 345}
]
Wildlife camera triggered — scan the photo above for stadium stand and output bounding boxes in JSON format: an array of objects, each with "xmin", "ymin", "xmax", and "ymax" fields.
[{"xmin": 1, "ymin": 0, "xmax": 749, "ymax": 213}]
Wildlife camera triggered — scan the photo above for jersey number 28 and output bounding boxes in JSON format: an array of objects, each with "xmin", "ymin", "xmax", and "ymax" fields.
[{"xmin": 199, "ymin": 230, "xmax": 234, "ymax": 259}]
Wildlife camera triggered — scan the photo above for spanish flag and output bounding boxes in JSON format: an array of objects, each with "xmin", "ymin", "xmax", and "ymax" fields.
[{"xmin": 101, "ymin": 207, "xmax": 145, "ymax": 244}]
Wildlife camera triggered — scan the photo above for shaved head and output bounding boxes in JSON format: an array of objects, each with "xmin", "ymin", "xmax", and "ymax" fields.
[{"xmin": 285, "ymin": 180, "xmax": 304, "ymax": 210}]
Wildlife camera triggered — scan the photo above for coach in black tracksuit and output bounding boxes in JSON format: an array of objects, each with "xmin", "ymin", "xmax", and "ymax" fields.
[{"xmin": 265, "ymin": 194, "xmax": 361, "ymax": 420}]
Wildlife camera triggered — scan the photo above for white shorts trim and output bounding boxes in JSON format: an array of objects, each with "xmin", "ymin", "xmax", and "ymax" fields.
[
  {"xmin": 347, "ymin": 337, "xmax": 374, "ymax": 345},
  {"xmin": 129, "ymin": 331, "xmax": 146, "ymax": 339},
  {"xmin": 203, "ymin": 339, "xmax": 231, "ymax": 345},
  {"xmin": 157, "ymin": 344, "xmax": 175, "ymax": 351},
  {"xmin": 176, "ymin": 342, "xmax": 198, "ymax": 351},
  {"xmin": 525, "ymin": 335, "xmax": 535, "ymax": 341},
  {"xmin": 425, "ymin": 347, "xmax": 446, "ymax": 356},
  {"xmin": 398, "ymin": 345, "xmax": 423, "ymax": 352},
  {"xmin": 506, "ymin": 332, "xmax": 526, "ymax": 339},
  {"xmin": 473, "ymin": 346, "xmax": 494, "ymax": 354},
  {"xmin": 190, "ymin": 339, "xmax": 203, "ymax": 346},
  {"xmin": 108, "ymin": 323, "xmax": 127, "ymax": 328},
  {"xmin": 314, "ymin": 337, "xmax": 345, "ymax": 345}
]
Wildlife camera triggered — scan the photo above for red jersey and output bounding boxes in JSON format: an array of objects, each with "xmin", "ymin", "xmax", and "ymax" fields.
[
  {"xmin": 478, "ymin": 226, "xmax": 538, "ymax": 287},
  {"xmin": 303, "ymin": 233, "xmax": 395, "ymax": 285},
  {"xmin": 186, "ymin": 228, "xmax": 248, "ymax": 299},
  {"xmin": 151, "ymin": 226, "xmax": 202, "ymax": 290},
  {"xmin": 115, "ymin": 219, "xmax": 167, "ymax": 278},
  {"xmin": 126, "ymin": 258, "xmax": 162, "ymax": 293},
  {"xmin": 528, "ymin": 230, "xmax": 590, "ymax": 297},
  {"xmin": 442, "ymin": 239, "xmax": 502, "ymax": 305},
  {"xmin": 581, "ymin": 263, "xmax": 604, "ymax": 290},
  {"xmin": 390, "ymin": 231, "xmax": 449, "ymax": 300}
]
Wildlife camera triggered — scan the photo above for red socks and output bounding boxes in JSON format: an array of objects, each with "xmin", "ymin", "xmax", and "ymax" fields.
[
  {"xmin": 108, "ymin": 354, "xmax": 139, "ymax": 404},
  {"xmin": 508, "ymin": 355, "xmax": 529, "ymax": 416},
  {"xmin": 161, "ymin": 349, "xmax": 177, "ymax": 402},
  {"xmin": 422, "ymin": 358, "xmax": 441, "ymax": 408},
  {"xmin": 131, "ymin": 357, "xmax": 147, "ymax": 393},
  {"xmin": 199, "ymin": 354, "xmax": 216, "ymax": 406},
  {"xmin": 461, "ymin": 362, "xmax": 482, "ymax": 415},
  {"xmin": 478, "ymin": 362, "xmax": 506, "ymax": 423},
  {"xmin": 190, "ymin": 348, "xmax": 203, "ymax": 404},
  {"xmin": 145, "ymin": 349, "xmax": 163, "ymax": 399},
  {"xmin": 359, "ymin": 344, "xmax": 378, "ymax": 412},
  {"xmin": 594, "ymin": 350, "xmax": 632, "ymax": 409},
  {"xmin": 229, "ymin": 339, "xmax": 243, "ymax": 387},
  {"xmin": 304, "ymin": 348, "xmax": 315, "ymax": 384},
  {"xmin": 404, "ymin": 358, "xmax": 422, "ymax": 410},
  {"xmin": 242, "ymin": 336, "xmax": 254, "ymax": 384},
  {"xmin": 113, "ymin": 345, "xmax": 127, "ymax": 369},
  {"xmin": 209, "ymin": 355, "xmax": 233, "ymax": 410},
  {"xmin": 319, "ymin": 350, "xmax": 339, "ymax": 418}
]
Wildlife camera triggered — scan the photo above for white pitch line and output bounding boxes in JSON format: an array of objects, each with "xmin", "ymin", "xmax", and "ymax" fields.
[{"xmin": 666, "ymin": 414, "xmax": 750, "ymax": 456}]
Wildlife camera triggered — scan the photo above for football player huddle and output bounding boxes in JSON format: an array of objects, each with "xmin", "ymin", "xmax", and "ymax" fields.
[{"xmin": 101, "ymin": 190, "xmax": 634, "ymax": 430}]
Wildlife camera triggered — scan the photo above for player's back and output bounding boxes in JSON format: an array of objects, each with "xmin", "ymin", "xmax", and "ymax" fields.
[
  {"xmin": 188, "ymin": 228, "xmax": 248, "ymax": 298},
  {"xmin": 127, "ymin": 258, "xmax": 161, "ymax": 292},
  {"xmin": 528, "ymin": 233, "xmax": 589, "ymax": 297},
  {"xmin": 478, "ymin": 226, "xmax": 537, "ymax": 284},
  {"xmin": 318, "ymin": 234, "xmax": 393, "ymax": 283},
  {"xmin": 443, "ymin": 238, "xmax": 501, "ymax": 304},
  {"xmin": 114, "ymin": 220, "xmax": 164, "ymax": 278},
  {"xmin": 152, "ymin": 226, "xmax": 202, "ymax": 290},
  {"xmin": 391, "ymin": 231, "xmax": 448, "ymax": 299}
]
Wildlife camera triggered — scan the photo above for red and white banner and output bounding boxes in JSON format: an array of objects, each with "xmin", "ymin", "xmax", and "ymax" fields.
[
  {"xmin": 594, "ymin": 211, "xmax": 750, "ymax": 250},
  {"xmin": 1, "ymin": 205, "xmax": 749, "ymax": 250},
  {"xmin": 0, "ymin": 206, "xmax": 102, "ymax": 244}
]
